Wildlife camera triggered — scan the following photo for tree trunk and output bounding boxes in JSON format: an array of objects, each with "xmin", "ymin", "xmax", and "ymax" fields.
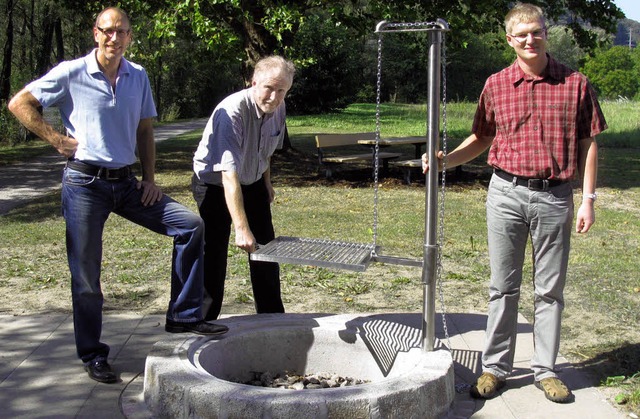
[
  {"xmin": 35, "ymin": 5, "xmax": 55, "ymax": 76},
  {"xmin": 1, "ymin": 0, "xmax": 14, "ymax": 103},
  {"xmin": 54, "ymin": 17, "xmax": 64, "ymax": 63}
]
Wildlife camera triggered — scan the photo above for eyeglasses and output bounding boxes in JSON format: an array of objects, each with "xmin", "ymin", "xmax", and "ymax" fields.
[
  {"xmin": 96, "ymin": 26, "xmax": 131, "ymax": 38},
  {"xmin": 508, "ymin": 29, "xmax": 546, "ymax": 43}
]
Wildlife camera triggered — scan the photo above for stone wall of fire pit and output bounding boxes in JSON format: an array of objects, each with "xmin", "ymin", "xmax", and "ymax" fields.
[{"xmin": 144, "ymin": 313, "xmax": 455, "ymax": 418}]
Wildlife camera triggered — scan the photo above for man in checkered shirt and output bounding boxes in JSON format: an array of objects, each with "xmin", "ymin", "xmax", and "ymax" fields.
[{"xmin": 423, "ymin": 2, "xmax": 606, "ymax": 403}]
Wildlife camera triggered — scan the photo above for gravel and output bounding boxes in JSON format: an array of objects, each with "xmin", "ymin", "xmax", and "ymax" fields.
[{"xmin": 238, "ymin": 371, "xmax": 370, "ymax": 390}]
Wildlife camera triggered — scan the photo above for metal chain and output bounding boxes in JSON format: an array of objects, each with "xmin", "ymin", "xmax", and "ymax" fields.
[
  {"xmin": 379, "ymin": 21, "xmax": 443, "ymax": 30},
  {"xmin": 375, "ymin": 22, "xmax": 451, "ymax": 350},
  {"xmin": 372, "ymin": 33, "xmax": 384, "ymax": 251},
  {"xmin": 373, "ymin": 20, "xmax": 445, "ymax": 251},
  {"xmin": 437, "ymin": 33, "xmax": 451, "ymax": 351}
]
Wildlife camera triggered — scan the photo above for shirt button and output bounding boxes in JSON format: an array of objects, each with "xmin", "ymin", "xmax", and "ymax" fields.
[{"xmin": 533, "ymin": 126, "xmax": 538, "ymax": 131}]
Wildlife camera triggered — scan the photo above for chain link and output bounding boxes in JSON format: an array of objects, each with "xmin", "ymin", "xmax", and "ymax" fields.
[
  {"xmin": 437, "ymin": 33, "xmax": 451, "ymax": 351},
  {"xmin": 380, "ymin": 22, "xmax": 443, "ymax": 30},
  {"xmin": 372, "ymin": 34, "xmax": 384, "ymax": 251}
]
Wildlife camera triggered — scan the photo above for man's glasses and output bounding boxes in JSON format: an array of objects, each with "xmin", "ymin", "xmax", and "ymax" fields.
[
  {"xmin": 96, "ymin": 26, "xmax": 131, "ymax": 38},
  {"xmin": 508, "ymin": 29, "xmax": 546, "ymax": 43}
]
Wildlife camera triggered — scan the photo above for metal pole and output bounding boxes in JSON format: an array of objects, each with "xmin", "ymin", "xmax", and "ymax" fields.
[{"xmin": 421, "ymin": 25, "xmax": 444, "ymax": 352}]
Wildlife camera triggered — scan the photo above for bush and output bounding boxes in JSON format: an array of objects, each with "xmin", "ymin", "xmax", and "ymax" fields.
[{"xmin": 581, "ymin": 46, "xmax": 640, "ymax": 99}]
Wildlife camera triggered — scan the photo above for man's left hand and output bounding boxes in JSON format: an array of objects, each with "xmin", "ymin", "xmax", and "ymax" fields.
[
  {"xmin": 137, "ymin": 180, "xmax": 163, "ymax": 206},
  {"xmin": 575, "ymin": 201, "xmax": 595, "ymax": 233}
]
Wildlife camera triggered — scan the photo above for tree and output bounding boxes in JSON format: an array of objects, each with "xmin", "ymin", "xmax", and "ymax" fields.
[
  {"xmin": 286, "ymin": 12, "xmax": 365, "ymax": 113},
  {"xmin": 1, "ymin": 0, "xmax": 15, "ymax": 103},
  {"xmin": 546, "ymin": 26, "xmax": 587, "ymax": 70},
  {"xmin": 0, "ymin": 0, "xmax": 629, "ymax": 129},
  {"xmin": 581, "ymin": 46, "xmax": 640, "ymax": 99}
]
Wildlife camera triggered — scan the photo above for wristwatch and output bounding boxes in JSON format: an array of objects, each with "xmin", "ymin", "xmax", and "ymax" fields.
[{"xmin": 583, "ymin": 192, "xmax": 597, "ymax": 202}]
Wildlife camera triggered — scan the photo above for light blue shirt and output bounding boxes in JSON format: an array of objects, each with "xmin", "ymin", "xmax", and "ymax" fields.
[
  {"xmin": 27, "ymin": 49, "xmax": 157, "ymax": 168},
  {"xmin": 193, "ymin": 88, "xmax": 286, "ymax": 186}
]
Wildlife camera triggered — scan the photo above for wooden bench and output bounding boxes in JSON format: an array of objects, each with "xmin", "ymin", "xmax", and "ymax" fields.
[
  {"xmin": 315, "ymin": 133, "xmax": 402, "ymax": 178},
  {"xmin": 394, "ymin": 158, "xmax": 464, "ymax": 184},
  {"xmin": 393, "ymin": 159, "xmax": 423, "ymax": 184}
]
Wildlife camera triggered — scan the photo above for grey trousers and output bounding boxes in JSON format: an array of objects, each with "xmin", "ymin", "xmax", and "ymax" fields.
[{"xmin": 482, "ymin": 173, "xmax": 574, "ymax": 381}]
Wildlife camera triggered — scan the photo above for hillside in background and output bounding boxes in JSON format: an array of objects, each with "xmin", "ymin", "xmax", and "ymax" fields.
[{"xmin": 615, "ymin": 19, "xmax": 639, "ymax": 47}]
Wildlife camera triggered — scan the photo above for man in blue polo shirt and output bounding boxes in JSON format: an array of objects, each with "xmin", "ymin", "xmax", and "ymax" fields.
[{"xmin": 8, "ymin": 6, "xmax": 227, "ymax": 384}]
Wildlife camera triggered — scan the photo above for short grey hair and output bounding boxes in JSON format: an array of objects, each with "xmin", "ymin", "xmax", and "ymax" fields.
[{"xmin": 252, "ymin": 56, "xmax": 295, "ymax": 84}]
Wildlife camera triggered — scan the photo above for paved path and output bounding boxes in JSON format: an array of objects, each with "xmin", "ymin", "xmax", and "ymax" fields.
[
  {"xmin": 0, "ymin": 118, "xmax": 208, "ymax": 215},
  {"xmin": 0, "ymin": 312, "xmax": 624, "ymax": 418}
]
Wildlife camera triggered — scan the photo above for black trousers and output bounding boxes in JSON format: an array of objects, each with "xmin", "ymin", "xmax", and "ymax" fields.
[{"xmin": 192, "ymin": 175, "xmax": 284, "ymax": 320}]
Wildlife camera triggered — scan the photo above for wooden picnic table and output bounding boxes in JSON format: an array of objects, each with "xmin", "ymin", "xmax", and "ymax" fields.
[{"xmin": 357, "ymin": 136, "xmax": 426, "ymax": 158}]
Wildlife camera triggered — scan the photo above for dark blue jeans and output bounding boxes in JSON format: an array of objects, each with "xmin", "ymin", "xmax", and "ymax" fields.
[{"xmin": 62, "ymin": 167, "xmax": 205, "ymax": 363}]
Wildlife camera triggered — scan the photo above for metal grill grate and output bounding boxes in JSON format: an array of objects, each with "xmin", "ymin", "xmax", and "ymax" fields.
[{"xmin": 250, "ymin": 236, "xmax": 377, "ymax": 271}]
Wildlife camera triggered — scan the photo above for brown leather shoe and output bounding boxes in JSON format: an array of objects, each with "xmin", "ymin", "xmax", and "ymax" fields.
[
  {"xmin": 535, "ymin": 377, "xmax": 573, "ymax": 403},
  {"xmin": 470, "ymin": 372, "xmax": 506, "ymax": 399}
]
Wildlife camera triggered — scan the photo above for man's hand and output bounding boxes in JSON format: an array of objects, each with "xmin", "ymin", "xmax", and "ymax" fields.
[
  {"xmin": 265, "ymin": 180, "xmax": 276, "ymax": 203},
  {"xmin": 422, "ymin": 150, "xmax": 445, "ymax": 174},
  {"xmin": 235, "ymin": 225, "xmax": 257, "ymax": 253},
  {"xmin": 136, "ymin": 180, "xmax": 163, "ymax": 206},
  {"xmin": 575, "ymin": 200, "xmax": 595, "ymax": 233},
  {"xmin": 54, "ymin": 134, "xmax": 79, "ymax": 158}
]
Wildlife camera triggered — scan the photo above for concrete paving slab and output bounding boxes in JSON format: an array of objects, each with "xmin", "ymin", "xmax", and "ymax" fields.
[
  {"xmin": 0, "ymin": 314, "xmax": 69, "ymax": 382},
  {"xmin": 444, "ymin": 313, "xmax": 624, "ymax": 419}
]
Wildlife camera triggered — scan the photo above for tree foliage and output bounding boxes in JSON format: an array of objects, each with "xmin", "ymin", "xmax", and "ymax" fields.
[
  {"xmin": 0, "ymin": 0, "xmax": 631, "ymax": 143},
  {"xmin": 581, "ymin": 46, "xmax": 640, "ymax": 99}
]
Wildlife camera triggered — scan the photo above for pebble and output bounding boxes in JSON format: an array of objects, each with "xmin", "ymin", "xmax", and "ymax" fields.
[{"xmin": 238, "ymin": 371, "xmax": 370, "ymax": 390}]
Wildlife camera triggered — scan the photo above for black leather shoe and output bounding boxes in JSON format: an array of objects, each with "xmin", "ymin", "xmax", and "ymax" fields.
[
  {"xmin": 165, "ymin": 319, "xmax": 229, "ymax": 336},
  {"xmin": 85, "ymin": 359, "xmax": 117, "ymax": 384}
]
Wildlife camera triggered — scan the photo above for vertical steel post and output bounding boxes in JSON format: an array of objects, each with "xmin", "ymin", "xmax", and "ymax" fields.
[{"xmin": 421, "ymin": 25, "xmax": 444, "ymax": 352}]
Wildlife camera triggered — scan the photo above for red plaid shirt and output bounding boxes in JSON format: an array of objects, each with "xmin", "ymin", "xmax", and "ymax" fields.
[{"xmin": 472, "ymin": 55, "xmax": 607, "ymax": 180}]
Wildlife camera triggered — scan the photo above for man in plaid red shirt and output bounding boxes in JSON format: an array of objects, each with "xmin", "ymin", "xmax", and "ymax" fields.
[{"xmin": 423, "ymin": 2, "xmax": 606, "ymax": 403}]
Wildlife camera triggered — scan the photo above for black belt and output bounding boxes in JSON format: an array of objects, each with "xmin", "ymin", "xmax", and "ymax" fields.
[
  {"xmin": 494, "ymin": 169, "xmax": 567, "ymax": 191},
  {"xmin": 66, "ymin": 160, "xmax": 132, "ymax": 180}
]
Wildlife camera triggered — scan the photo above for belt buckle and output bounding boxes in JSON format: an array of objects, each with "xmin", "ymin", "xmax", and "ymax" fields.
[
  {"xmin": 99, "ymin": 167, "xmax": 122, "ymax": 180},
  {"xmin": 106, "ymin": 169, "xmax": 121, "ymax": 180},
  {"xmin": 527, "ymin": 178, "xmax": 547, "ymax": 191}
]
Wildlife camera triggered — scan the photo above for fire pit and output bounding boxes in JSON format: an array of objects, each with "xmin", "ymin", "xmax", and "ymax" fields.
[{"xmin": 143, "ymin": 313, "xmax": 454, "ymax": 418}]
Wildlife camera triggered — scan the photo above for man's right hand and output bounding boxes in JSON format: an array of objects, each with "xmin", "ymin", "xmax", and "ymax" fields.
[
  {"xmin": 8, "ymin": 89, "xmax": 78, "ymax": 157},
  {"xmin": 55, "ymin": 134, "xmax": 79, "ymax": 158},
  {"xmin": 235, "ymin": 225, "xmax": 257, "ymax": 253},
  {"xmin": 422, "ymin": 150, "xmax": 445, "ymax": 174}
]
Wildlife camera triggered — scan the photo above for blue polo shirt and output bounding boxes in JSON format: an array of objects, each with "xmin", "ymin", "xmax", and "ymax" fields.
[{"xmin": 27, "ymin": 49, "xmax": 157, "ymax": 168}]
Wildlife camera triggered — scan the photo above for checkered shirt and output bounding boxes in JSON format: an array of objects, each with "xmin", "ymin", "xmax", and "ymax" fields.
[{"xmin": 472, "ymin": 55, "xmax": 607, "ymax": 180}]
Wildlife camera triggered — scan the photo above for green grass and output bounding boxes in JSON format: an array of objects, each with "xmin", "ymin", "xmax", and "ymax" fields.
[{"xmin": 0, "ymin": 101, "xmax": 639, "ymax": 414}]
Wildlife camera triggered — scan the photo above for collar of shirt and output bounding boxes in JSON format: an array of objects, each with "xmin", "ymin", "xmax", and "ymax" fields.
[
  {"xmin": 85, "ymin": 48, "xmax": 131, "ymax": 79},
  {"xmin": 507, "ymin": 54, "xmax": 564, "ymax": 86}
]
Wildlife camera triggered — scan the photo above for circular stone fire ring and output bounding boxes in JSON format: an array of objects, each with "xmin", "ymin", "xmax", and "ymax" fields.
[{"xmin": 143, "ymin": 313, "xmax": 455, "ymax": 418}]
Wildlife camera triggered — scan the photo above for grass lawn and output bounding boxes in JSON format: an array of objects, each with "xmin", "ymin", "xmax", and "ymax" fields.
[{"xmin": 0, "ymin": 101, "xmax": 638, "ymax": 413}]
